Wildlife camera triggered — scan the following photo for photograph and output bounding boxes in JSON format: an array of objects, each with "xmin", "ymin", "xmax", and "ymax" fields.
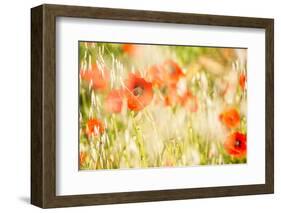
[
  {"xmin": 29, "ymin": 3, "xmax": 274, "ymax": 208},
  {"xmin": 79, "ymin": 41, "xmax": 247, "ymax": 170}
]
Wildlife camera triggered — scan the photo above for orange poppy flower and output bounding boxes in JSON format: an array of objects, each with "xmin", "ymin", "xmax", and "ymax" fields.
[
  {"xmin": 163, "ymin": 87, "xmax": 178, "ymax": 107},
  {"xmin": 162, "ymin": 60, "xmax": 184, "ymax": 86},
  {"xmin": 147, "ymin": 64, "xmax": 166, "ymax": 88},
  {"xmin": 219, "ymin": 108, "xmax": 240, "ymax": 129},
  {"xmin": 179, "ymin": 91, "xmax": 198, "ymax": 112},
  {"xmin": 125, "ymin": 73, "xmax": 153, "ymax": 111},
  {"xmin": 164, "ymin": 96, "xmax": 172, "ymax": 106},
  {"xmin": 80, "ymin": 63, "xmax": 110, "ymax": 91},
  {"xmin": 122, "ymin": 44, "xmax": 142, "ymax": 57},
  {"xmin": 104, "ymin": 89, "xmax": 124, "ymax": 113},
  {"xmin": 224, "ymin": 132, "xmax": 247, "ymax": 158},
  {"xmin": 239, "ymin": 73, "xmax": 247, "ymax": 90},
  {"xmin": 86, "ymin": 118, "xmax": 104, "ymax": 138}
]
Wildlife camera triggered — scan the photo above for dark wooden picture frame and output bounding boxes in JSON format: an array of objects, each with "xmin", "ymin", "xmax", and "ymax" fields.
[{"xmin": 31, "ymin": 4, "xmax": 274, "ymax": 208}]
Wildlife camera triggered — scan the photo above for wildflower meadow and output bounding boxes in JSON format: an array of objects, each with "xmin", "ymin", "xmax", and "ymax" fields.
[{"xmin": 79, "ymin": 42, "xmax": 247, "ymax": 170}]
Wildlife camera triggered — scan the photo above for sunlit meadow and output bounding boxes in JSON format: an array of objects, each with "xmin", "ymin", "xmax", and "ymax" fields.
[{"xmin": 79, "ymin": 41, "xmax": 247, "ymax": 170}]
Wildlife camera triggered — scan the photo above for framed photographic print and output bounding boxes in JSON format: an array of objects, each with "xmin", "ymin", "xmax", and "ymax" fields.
[{"xmin": 31, "ymin": 4, "xmax": 274, "ymax": 208}]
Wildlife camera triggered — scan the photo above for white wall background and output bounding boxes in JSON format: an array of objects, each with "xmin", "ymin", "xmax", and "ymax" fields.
[{"xmin": 0, "ymin": 0, "xmax": 279, "ymax": 212}]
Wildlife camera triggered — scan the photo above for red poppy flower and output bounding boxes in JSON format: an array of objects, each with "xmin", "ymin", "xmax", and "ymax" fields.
[
  {"xmin": 162, "ymin": 60, "xmax": 184, "ymax": 86},
  {"xmin": 179, "ymin": 91, "xmax": 198, "ymax": 112},
  {"xmin": 122, "ymin": 44, "xmax": 142, "ymax": 57},
  {"xmin": 86, "ymin": 118, "xmax": 104, "ymax": 138},
  {"xmin": 147, "ymin": 64, "xmax": 166, "ymax": 88},
  {"xmin": 125, "ymin": 73, "xmax": 153, "ymax": 111},
  {"xmin": 224, "ymin": 132, "xmax": 247, "ymax": 158},
  {"xmin": 80, "ymin": 63, "xmax": 110, "ymax": 91},
  {"xmin": 239, "ymin": 73, "xmax": 247, "ymax": 90},
  {"xmin": 104, "ymin": 89, "xmax": 124, "ymax": 113},
  {"xmin": 219, "ymin": 108, "xmax": 240, "ymax": 129}
]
